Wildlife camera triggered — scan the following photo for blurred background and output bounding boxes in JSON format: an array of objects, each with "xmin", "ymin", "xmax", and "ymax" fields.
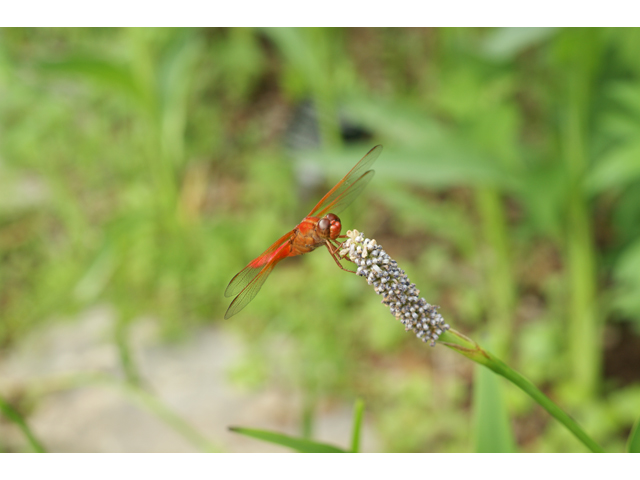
[{"xmin": 1, "ymin": 27, "xmax": 640, "ymax": 452}]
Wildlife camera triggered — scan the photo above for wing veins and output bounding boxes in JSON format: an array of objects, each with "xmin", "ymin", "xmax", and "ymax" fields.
[
  {"xmin": 308, "ymin": 144, "xmax": 382, "ymax": 217},
  {"xmin": 225, "ymin": 230, "xmax": 293, "ymax": 298},
  {"xmin": 224, "ymin": 261, "xmax": 277, "ymax": 319},
  {"xmin": 315, "ymin": 170, "xmax": 375, "ymax": 218}
]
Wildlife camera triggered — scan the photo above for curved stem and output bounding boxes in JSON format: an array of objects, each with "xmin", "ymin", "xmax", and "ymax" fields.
[
  {"xmin": 439, "ymin": 328, "xmax": 604, "ymax": 453},
  {"xmin": 0, "ymin": 394, "xmax": 47, "ymax": 452}
]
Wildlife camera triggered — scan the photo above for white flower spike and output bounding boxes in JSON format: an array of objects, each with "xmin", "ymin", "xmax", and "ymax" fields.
[{"xmin": 341, "ymin": 230, "xmax": 449, "ymax": 346}]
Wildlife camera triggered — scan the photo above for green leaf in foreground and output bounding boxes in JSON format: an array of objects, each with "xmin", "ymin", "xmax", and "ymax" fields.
[
  {"xmin": 229, "ymin": 426, "xmax": 346, "ymax": 453},
  {"xmin": 627, "ymin": 416, "xmax": 640, "ymax": 453},
  {"xmin": 350, "ymin": 398, "xmax": 365, "ymax": 453},
  {"xmin": 473, "ymin": 365, "xmax": 516, "ymax": 452}
]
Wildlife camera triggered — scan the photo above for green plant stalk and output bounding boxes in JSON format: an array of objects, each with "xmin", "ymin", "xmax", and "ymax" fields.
[
  {"xmin": 350, "ymin": 398, "xmax": 365, "ymax": 453},
  {"xmin": 0, "ymin": 395, "xmax": 46, "ymax": 452},
  {"xmin": 563, "ymin": 71, "xmax": 599, "ymax": 398},
  {"xmin": 566, "ymin": 194, "xmax": 598, "ymax": 397},
  {"xmin": 301, "ymin": 395, "xmax": 315, "ymax": 439},
  {"xmin": 627, "ymin": 415, "xmax": 640, "ymax": 453},
  {"xmin": 473, "ymin": 363, "xmax": 516, "ymax": 452},
  {"xmin": 475, "ymin": 187, "xmax": 516, "ymax": 359},
  {"xmin": 114, "ymin": 316, "xmax": 144, "ymax": 388},
  {"xmin": 438, "ymin": 328, "xmax": 604, "ymax": 453}
]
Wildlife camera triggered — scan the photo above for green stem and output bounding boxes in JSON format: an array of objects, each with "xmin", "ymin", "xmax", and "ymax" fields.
[
  {"xmin": 301, "ymin": 395, "xmax": 315, "ymax": 440},
  {"xmin": 439, "ymin": 328, "xmax": 604, "ymax": 453},
  {"xmin": 0, "ymin": 394, "xmax": 47, "ymax": 452},
  {"xmin": 350, "ymin": 398, "xmax": 365, "ymax": 453},
  {"xmin": 475, "ymin": 187, "xmax": 515, "ymax": 359},
  {"xmin": 564, "ymin": 70, "xmax": 599, "ymax": 398},
  {"xmin": 114, "ymin": 315, "xmax": 144, "ymax": 388}
]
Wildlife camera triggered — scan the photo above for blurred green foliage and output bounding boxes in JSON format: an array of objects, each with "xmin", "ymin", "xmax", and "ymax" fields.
[{"xmin": 1, "ymin": 27, "xmax": 640, "ymax": 452}]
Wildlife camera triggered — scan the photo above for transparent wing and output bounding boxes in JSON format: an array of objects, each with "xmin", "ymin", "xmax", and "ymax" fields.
[
  {"xmin": 224, "ymin": 261, "xmax": 278, "ymax": 319},
  {"xmin": 314, "ymin": 170, "xmax": 375, "ymax": 218},
  {"xmin": 224, "ymin": 230, "xmax": 293, "ymax": 298},
  {"xmin": 308, "ymin": 145, "xmax": 382, "ymax": 217}
]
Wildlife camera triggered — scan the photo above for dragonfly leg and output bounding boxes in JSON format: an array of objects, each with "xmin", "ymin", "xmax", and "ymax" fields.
[
  {"xmin": 329, "ymin": 238, "xmax": 349, "ymax": 256},
  {"xmin": 325, "ymin": 242, "xmax": 356, "ymax": 273}
]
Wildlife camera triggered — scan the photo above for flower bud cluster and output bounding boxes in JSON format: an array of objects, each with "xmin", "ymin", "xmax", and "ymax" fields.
[{"xmin": 340, "ymin": 230, "xmax": 449, "ymax": 346}]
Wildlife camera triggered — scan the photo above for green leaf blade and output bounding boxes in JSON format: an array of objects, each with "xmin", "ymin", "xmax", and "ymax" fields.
[
  {"xmin": 229, "ymin": 426, "xmax": 346, "ymax": 453},
  {"xmin": 627, "ymin": 416, "xmax": 640, "ymax": 453},
  {"xmin": 350, "ymin": 399, "xmax": 365, "ymax": 453},
  {"xmin": 473, "ymin": 364, "xmax": 516, "ymax": 453}
]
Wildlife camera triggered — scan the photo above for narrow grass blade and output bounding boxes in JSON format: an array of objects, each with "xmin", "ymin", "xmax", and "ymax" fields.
[
  {"xmin": 0, "ymin": 395, "xmax": 47, "ymax": 452},
  {"xmin": 627, "ymin": 416, "xmax": 640, "ymax": 453},
  {"xmin": 229, "ymin": 426, "xmax": 346, "ymax": 453},
  {"xmin": 350, "ymin": 398, "xmax": 365, "ymax": 453},
  {"xmin": 473, "ymin": 365, "xmax": 516, "ymax": 452}
]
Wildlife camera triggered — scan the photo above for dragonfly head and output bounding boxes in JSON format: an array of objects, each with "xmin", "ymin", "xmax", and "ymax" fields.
[{"xmin": 317, "ymin": 213, "xmax": 342, "ymax": 240}]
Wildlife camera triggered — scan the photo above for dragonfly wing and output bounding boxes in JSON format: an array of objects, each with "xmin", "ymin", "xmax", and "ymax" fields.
[
  {"xmin": 308, "ymin": 144, "xmax": 382, "ymax": 217},
  {"xmin": 224, "ymin": 260, "xmax": 278, "ymax": 319},
  {"xmin": 225, "ymin": 230, "xmax": 293, "ymax": 298},
  {"xmin": 224, "ymin": 263, "xmax": 262, "ymax": 299},
  {"xmin": 314, "ymin": 170, "xmax": 374, "ymax": 218}
]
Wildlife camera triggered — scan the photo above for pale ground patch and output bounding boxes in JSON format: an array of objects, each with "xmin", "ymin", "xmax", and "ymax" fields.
[{"xmin": 0, "ymin": 306, "xmax": 379, "ymax": 452}]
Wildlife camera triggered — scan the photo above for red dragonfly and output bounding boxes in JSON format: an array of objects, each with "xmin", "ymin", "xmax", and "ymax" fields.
[{"xmin": 224, "ymin": 144, "xmax": 383, "ymax": 319}]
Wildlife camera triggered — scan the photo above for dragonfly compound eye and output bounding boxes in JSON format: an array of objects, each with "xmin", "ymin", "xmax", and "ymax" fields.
[
  {"xmin": 325, "ymin": 214, "xmax": 342, "ymax": 239},
  {"xmin": 318, "ymin": 218, "xmax": 330, "ymax": 235}
]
